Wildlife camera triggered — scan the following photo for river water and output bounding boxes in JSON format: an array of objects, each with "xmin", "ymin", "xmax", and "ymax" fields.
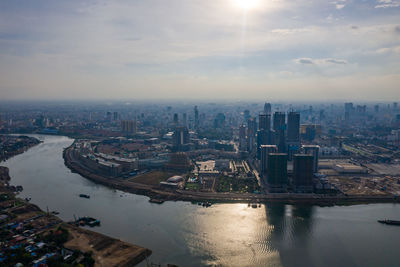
[{"xmin": 1, "ymin": 135, "xmax": 400, "ymax": 267}]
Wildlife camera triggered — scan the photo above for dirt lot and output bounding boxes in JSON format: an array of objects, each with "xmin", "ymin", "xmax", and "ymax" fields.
[
  {"xmin": 328, "ymin": 176, "xmax": 400, "ymax": 196},
  {"xmin": 63, "ymin": 223, "xmax": 151, "ymax": 267},
  {"xmin": 128, "ymin": 171, "xmax": 181, "ymax": 186},
  {"xmin": 366, "ymin": 164, "xmax": 400, "ymax": 176},
  {"xmin": 96, "ymin": 144, "xmax": 120, "ymax": 155}
]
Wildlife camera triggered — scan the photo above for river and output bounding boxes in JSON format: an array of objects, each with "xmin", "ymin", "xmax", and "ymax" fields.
[{"xmin": 2, "ymin": 135, "xmax": 400, "ymax": 267}]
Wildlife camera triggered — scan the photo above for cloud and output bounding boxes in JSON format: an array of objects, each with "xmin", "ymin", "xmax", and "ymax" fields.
[
  {"xmin": 295, "ymin": 58, "xmax": 314, "ymax": 64},
  {"xmin": 376, "ymin": 45, "xmax": 400, "ymax": 54},
  {"xmin": 0, "ymin": 0, "xmax": 399, "ymax": 101},
  {"xmin": 331, "ymin": 0, "xmax": 346, "ymax": 9},
  {"xmin": 295, "ymin": 58, "xmax": 348, "ymax": 65},
  {"xmin": 336, "ymin": 4, "xmax": 345, "ymax": 9},
  {"xmin": 270, "ymin": 28, "xmax": 312, "ymax": 35},
  {"xmin": 325, "ymin": 58, "xmax": 348, "ymax": 64},
  {"xmin": 279, "ymin": 71, "xmax": 293, "ymax": 76},
  {"xmin": 375, "ymin": 0, "xmax": 400, "ymax": 8}
]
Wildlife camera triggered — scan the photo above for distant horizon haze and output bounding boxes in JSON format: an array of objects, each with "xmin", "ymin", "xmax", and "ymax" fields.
[
  {"xmin": 0, "ymin": 0, "xmax": 399, "ymax": 101},
  {"xmin": 0, "ymin": 98, "xmax": 397, "ymax": 105}
]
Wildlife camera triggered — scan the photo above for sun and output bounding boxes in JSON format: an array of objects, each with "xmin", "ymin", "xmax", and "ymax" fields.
[{"xmin": 233, "ymin": 0, "xmax": 260, "ymax": 10}]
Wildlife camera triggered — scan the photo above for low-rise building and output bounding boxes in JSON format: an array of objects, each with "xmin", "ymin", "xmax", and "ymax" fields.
[{"xmin": 334, "ymin": 164, "xmax": 368, "ymax": 174}]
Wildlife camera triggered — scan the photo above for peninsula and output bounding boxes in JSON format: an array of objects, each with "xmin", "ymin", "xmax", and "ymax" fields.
[{"xmin": 64, "ymin": 140, "xmax": 400, "ymax": 206}]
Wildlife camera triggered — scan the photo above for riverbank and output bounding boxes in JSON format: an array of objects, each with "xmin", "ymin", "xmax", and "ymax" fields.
[
  {"xmin": 0, "ymin": 135, "xmax": 41, "ymax": 162},
  {"xmin": 0, "ymin": 166, "xmax": 151, "ymax": 266},
  {"xmin": 63, "ymin": 145, "xmax": 400, "ymax": 206},
  {"xmin": 62, "ymin": 223, "xmax": 151, "ymax": 266},
  {"xmin": 1, "ymin": 143, "xmax": 152, "ymax": 266}
]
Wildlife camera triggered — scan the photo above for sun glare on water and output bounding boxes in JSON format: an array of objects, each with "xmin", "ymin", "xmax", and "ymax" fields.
[{"xmin": 233, "ymin": 0, "xmax": 260, "ymax": 10}]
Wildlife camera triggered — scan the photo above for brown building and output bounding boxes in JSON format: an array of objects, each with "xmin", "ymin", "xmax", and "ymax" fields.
[
  {"xmin": 121, "ymin": 120, "xmax": 137, "ymax": 134},
  {"xmin": 165, "ymin": 152, "xmax": 192, "ymax": 171}
]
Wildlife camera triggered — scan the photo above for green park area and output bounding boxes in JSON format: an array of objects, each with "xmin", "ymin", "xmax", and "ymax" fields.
[
  {"xmin": 185, "ymin": 183, "xmax": 201, "ymax": 191},
  {"xmin": 216, "ymin": 176, "xmax": 260, "ymax": 193}
]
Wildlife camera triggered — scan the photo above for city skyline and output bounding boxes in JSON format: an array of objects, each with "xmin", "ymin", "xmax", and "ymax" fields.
[
  {"xmin": 1, "ymin": 1, "xmax": 400, "ymax": 265},
  {"xmin": 0, "ymin": 0, "xmax": 399, "ymax": 101},
  {"xmin": 1, "ymin": 98, "xmax": 400, "ymax": 265}
]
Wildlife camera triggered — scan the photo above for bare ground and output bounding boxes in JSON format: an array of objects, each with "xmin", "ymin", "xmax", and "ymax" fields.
[{"xmin": 63, "ymin": 223, "xmax": 151, "ymax": 267}]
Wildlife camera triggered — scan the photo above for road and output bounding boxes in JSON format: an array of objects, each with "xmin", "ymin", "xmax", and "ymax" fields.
[{"xmin": 64, "ymin": 145, "xmax": 400, "ymax": 205}]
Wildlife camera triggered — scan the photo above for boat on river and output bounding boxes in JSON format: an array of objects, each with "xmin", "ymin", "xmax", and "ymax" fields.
[
  {"xmin": 378, "ymin": 220, "xmax": 400, "ymax": 226},
  {"xmin": 77, "ymin": 216, "xmax": 100, "ymax": 227},
  {"xmin": 202, "ymin": 202, "xmax": 212, "ymax": 207},
  {"xmin": 79, "ymin": 194, "xmax": 90, "ymax": 199},
  {"xmin": 149, "ymin": 198, "xmax": 164, "ymax": 204}
]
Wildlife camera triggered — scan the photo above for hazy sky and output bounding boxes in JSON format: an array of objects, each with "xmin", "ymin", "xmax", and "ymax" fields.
[{"xmin": 0, "ymin": 0, "xmax": 399, "ymax": 101}]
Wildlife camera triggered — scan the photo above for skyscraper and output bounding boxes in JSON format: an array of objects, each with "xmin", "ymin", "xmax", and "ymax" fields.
[
  {"xmin": 121, "ymin": 120, "xmax": 137, "ymax": 134},
  {"xmin": 173, "ymin": 126, "xmax": 189, "ymax": 150},
  {"xmin": 183, "ymin": 113, "xmax": 187, "ymax": 127},
  {"xmin": 345, "ymin": 102, "xmax": 354, "ymax": 117},
  {"xmin": 277, "ymin": 129, "xmax": 286, "ymax": 153},
  {"xmin": 273, "ymin": 112, "xmax": 286, "ymax": 132},
  {"xmin": 259, "ymin": 113, "xmax": 271, "ymax": 131},
  {"xmin": 214, "ymin": 113, "xmax": 225, "ymax": 129},
  {"xmin": 113, "ymin": 111, "xmax": 119, "ymax": 121},
  {"xmin": 267, "ymin": 153, "xmax": 288, "ymax": 192},
  {"xmin": 106, "ymin": 111, "xmax": 112, "ymax": 122},
  {"xmin": 260, "ymin": 145, "xmax": 278, "ymax": 178},
  {"xmin": 287, "ymin": 111, "xmax": 300, "ymax": 143},
  {"xmin": 293, "ymin": 154, "xmax": 314, "ymax": 193},
  {"xmin": 257, "ymin": 113, "xmax": 272, "ymax": 158},
  {"xmin": 194, "ymin": 106, "xmax": 199, "ymax": 129},
  {"xmin": 257, "ymin": 130, "xmax": 270, "ymax": 159},
  {"xmin": 273, "ymin": 112, "xmax": 286, "ymax": 153},
  {"xmin": 239, "ymin": 124, "xmax": 247, "ymax": 151},
  {"xmin": 302, "ymin": 145, "xmax": 320, "ymax": 173},
  {"xmin": 243, "ymin": 109, "xmax": 251, "ymax": 122},
  {"xmin": 264, "ymin": 103, "xmax": 272, "ymax": 115},
  {"xmin": 247, "ymin": 117, "xmax": 257, "ymax": 152},
  {"xmin": 344, "ymin": 111, "xmax": 350, "ymax": 123},
  {"xmin": 287, "ymin": 144, "xmax": 300, "ymax": 161},
  {"xmin": 319, "ymin": 109, "xmax": 325, "ymax": 122}
]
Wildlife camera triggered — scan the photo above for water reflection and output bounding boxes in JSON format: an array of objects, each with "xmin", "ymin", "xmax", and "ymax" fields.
[
  {"xmin": 264, "ymin": 204, "xmax": 315, "ymax": 267},
  {"xmin": 291, "ymin": 205, "xmax": 314, "ymax": 240},
  {"xmin": 265, "ymin": 203, "xmax": 286, "ymax": 241},
  {"xmin": 181, "ymin": 204, "xmax": 281, "ymax": 266},
  {"xmin": 182, "ymin": 204, "xmax": 315, "ymax": 267},
  {"xmin": 3, "ymin": 135, "xmax": 400, "ymax": 267}
]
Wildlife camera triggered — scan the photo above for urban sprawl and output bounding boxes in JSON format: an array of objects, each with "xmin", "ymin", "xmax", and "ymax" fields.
[{"xmin": 1, "ymin": 101, "xmax": 400, "ymax": 203}]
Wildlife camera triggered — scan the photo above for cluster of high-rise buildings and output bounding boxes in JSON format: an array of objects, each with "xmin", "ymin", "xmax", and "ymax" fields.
[
  {"xmin": 239, "ymin": 103, "xmax": 320, "ymax": 193},
  {"xmin": 121, "ymin": 120, "xmax": 137, "ymax": 134},
  {"xmin": 166, "ymin": 102, "xmax": 321, "ymax": 193},
  {"xmin": 259, "ymin": 144, "xmax": 319, "ymax": 193},
  {"xmin": 241, "ymin": 110, "xmax": 301, "ymax": 156}
]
